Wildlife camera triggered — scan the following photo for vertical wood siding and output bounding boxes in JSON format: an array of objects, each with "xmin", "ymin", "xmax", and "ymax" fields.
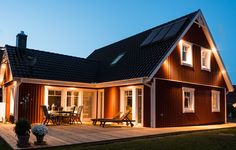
[
  {"xmin": 104, "ymin": 87, "xmax": 120, "ymax": 118},
  {"xmin": 155, "ymin": 23, "xmax": 226, "ymax": 88},
  {"xmin": 154, "ymin": 23, "xmax": 227, "ymax": 127},
  {"xmin": 143, "ymin": 85, "xmax": 151, "ymax": 127},
  {"xmin": 155, "ymin": 79, "xmax": 225, "ymax": 127},
  {"xmin": 18, "ymin": 83, "xmax": 44, "ymax": 123}
]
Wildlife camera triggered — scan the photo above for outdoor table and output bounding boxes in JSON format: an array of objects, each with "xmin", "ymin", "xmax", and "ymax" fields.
[{"xmin": 58, "ymin": 111, "xmax": 73, "ymax": 125}]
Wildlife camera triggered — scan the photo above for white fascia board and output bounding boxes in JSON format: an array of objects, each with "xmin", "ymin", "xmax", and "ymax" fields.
[
  {"xmin": 147, "ymin": 10, "xmax": 233, "ymax": 92},
  {"xmin": 199, "ymin": 11, "xmax": 234, "ymax": 92},
  {"xmin": 147, "ymin": 11, "xmax": 200, "ymax": 82},
  {"xmin": 15, "ymin": 77, "xmax": 147, "ymax": 88}
]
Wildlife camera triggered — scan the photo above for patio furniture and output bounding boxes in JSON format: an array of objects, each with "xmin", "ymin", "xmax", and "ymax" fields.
[
  {"xmin": 41, "ymin": 105, "xmax": 57, "ymax": 125},
  {"xmin": 71, "ymin": 105, "xmax": 83, "ymax": 124},
  {"xmin": 93, "ymin": 110, "xmax": 135, "ymax": 127},
  {"xmin": 91, "ymin": 112, "xmax": 122, "ymax": 125}
]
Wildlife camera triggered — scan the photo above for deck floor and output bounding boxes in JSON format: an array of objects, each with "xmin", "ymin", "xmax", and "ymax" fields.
[{"xmin": 1, "ymin": 123, "xmax": 236, "ymax": 150}]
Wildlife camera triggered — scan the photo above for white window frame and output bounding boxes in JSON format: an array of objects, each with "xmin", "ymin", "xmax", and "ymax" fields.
[
  {"xmin": 201, "ymin": 48, "xmax": 211, "ymax": 71},
  {"xmin": 211, "ymin": 90, "xmax": 220, "ymax": 112},
  {"xmin": 182, "ymin": 87, "xmax": 195, "ymax": 113},
  {"xmin": 180, "ymin": 40, "xmax": 193, "ymax": 67}
]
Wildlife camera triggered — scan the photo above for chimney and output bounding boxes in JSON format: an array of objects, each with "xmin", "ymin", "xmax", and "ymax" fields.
[{"xmin": 16, "ymin": 31, "xmax": 27, "ymax": 48}]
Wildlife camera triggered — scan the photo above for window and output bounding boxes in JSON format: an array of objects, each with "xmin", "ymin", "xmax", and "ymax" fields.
[
  {"xmin": 48, "ymin": 90, "xmax": 61, "ymax": 111},
  {"xmin": 182, "ymin": 87, "xmax": 195, "ymax": 113},
  {"xmin": 201, "ymin": 48, "xmax": 211, "ymax": 71},
  {"xmin": 74, "ymin": 92, "xmax": 79, "ymax": 107},
  {"xmin": 67, "ymin": 91, "xmax": 72, "ymax": 107},
  {"xmin": 180, "ymin": 41, "xmax": 193, "ymax": 67},
  {"xmin": 212, "ymin": 90, "xmax": 220, "ymax": 112},
  {"xmin": 110, "ymin": 52, "xmax": 125, "ymax": 66}
]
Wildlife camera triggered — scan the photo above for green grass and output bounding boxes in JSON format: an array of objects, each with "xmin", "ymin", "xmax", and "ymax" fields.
[
  {"xmin": 44, "ymin": 128, "xmax": 236, "ymax": 150},
  {"xmin": 1, "ymin": 128, "xmax": 236, "ymax": 150}
]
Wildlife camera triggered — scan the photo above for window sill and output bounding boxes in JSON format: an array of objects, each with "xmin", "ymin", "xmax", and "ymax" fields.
[
  {"xmin": 212, "ymin": 110, "xmax": 220, "ymax": 113},
  {"xmin": 181, "ymin": 62, "xmax": 193, "ymax": 67},
  {"xmin": 201, "ymin": 67, "xmax": 211, "ymax": 72},
  {"xmin": 183, "ymin": 110, "xmax": 195, "ymax": 113}
]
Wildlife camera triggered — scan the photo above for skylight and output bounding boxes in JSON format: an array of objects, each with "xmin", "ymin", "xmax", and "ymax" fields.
[{"xmin": 110, "ymin": 52, "xmax": 125, "ymax": 66}]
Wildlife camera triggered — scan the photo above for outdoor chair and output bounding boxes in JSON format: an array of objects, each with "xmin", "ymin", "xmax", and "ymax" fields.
[
  {"xmin": 91, "ymin": 112, "xmax": 122, "ymax": 125},
  {"xmin": 71, "ymin": 105, "xmax": 83, "ymax": 124},
  {"xmin": 92, "ymin": 110, "xmax": 135, "ymax": 127},
  {"xmin": 41, "ymin": 105, "xmax": 57, "ymax": 125}
]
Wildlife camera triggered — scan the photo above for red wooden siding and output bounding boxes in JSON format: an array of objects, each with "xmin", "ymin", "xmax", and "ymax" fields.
[
  {"xmin": 18, "ymin": 83, "xmax": 44, "ymax": 123},
  {"xmin": 155, "ymin": 23, "xmax": 226, "ymax": 88},
  {"xmin": 154, "ymin": 23, "xmax": 227, "ymax": 127},
  {"xmin": 104, "ymin": 87, "xmax": 120, "ymax": 118},
  {"xmin": 155, "ymin": 79, "xmax": 225, "ymax": 127},
  {"xmin": 143, "ymin": 85, "xmax": 151, "ymax": 127}
]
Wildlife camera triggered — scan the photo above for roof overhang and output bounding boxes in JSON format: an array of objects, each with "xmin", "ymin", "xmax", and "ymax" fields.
[
  {"xmin": 14, "ymin": 77, "xmax": 146, "ymax": 88},
  {"xmin": 147, "ymin": 10, "xmax": 234, "ymax": 92}
]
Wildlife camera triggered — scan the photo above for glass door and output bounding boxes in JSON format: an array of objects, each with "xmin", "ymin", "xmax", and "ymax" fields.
[
  {"xmin": 83, "ymin": 91, "xmax": 96, "ymax": 120},
  {"xmin": 124, "ymin": 90, "xmax": 132, "ymax": 120}
]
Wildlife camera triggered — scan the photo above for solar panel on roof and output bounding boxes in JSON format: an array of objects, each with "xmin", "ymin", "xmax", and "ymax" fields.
[
  {"xmin": 152, "ymin": 24, "xmax": 171, "ymax": 43},
  {"xmin": 163, "ymin": 19, "xmax": 186, "ymax": 40},
  {"xmin": 140, "ymin": 28, "xmax": 161, "ymax": 47}
]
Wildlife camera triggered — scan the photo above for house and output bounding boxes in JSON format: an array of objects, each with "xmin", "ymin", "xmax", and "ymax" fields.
[{"xmin": 0, "ymin": 9, "xmax": 233, "ymax": 127}]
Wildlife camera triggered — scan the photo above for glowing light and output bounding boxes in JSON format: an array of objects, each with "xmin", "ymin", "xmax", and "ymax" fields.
[
  {"xmin": 13, "ymin": 81, "xmax": 17, "ymax": 86},
  {"xmin": 1, "ymin": 64, "xmax": 6, "ymax": 69},
  {"xmin": 221, "ymin": 70, "xmax": 226, "ymax": 74}
]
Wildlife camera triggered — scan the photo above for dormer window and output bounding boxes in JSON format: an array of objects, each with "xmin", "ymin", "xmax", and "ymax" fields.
[
  {"xmin": 201, "ymin": 48, "xmax": 211, "ymax": 71},
  {"xmin": 110, "ymin": 52, "xmax": 125, "ymax": 66},
  {"xmin": 180, "ymin": 40, "xmax": 192, "ymax": 67}
]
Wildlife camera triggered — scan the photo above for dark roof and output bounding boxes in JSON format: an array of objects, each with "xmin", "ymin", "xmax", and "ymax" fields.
[
  {"xmin": 87, "ymin": 10, "xmax": 199, "ymax": 82},
  {"xmin": 5, "ymin": 10, "xmax": 199, "ymax": 83},
  {"xmin": 227, "ymin": 85, "xmax": 236, "ymax": 104},
  {"xmin": 6, "ymin": 45, "xmax": 99, "ymax": 83}
]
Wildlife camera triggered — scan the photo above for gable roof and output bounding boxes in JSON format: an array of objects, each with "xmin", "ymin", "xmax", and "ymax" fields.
[
  {"xmin": 3, "ymin": 10, "xmax": 233, "ymax": 91},
  {"xmin": 87, "ymin": 10, "xmax": 199, "ymax": 82},
  {"xmin": 5, "ymin": 45, "xmax": 99, "ymax": 83}
]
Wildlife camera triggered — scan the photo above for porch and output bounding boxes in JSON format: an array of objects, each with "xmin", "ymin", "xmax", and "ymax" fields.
[{"xmin": 1, "ymin": 123, "xmax": 236, "ymax": 150}]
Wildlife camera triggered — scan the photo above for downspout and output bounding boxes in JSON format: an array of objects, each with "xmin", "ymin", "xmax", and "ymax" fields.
[
  {"xmin": 142, "ymin": 78, "xmax": 156, "ymax": 128},
  {"xmin": 14, "ymin": 79, "xmax": 22, "ymax": 122}
]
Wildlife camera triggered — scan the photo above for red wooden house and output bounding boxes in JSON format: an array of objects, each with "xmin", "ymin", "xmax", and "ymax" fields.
[{"xmin": 0, "ymin": 10, "xmax": 233, "ymax": 127}]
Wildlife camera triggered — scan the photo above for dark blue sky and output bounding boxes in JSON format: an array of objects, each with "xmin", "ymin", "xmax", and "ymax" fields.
[{"xmin": 0, "ymin": 1, "xmax": 235, "ymax": 83}]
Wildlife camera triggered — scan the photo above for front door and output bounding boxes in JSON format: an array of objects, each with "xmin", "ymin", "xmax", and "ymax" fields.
[{"xmin": 120, "ymin": 87, "xmax": 143, "ymax": 126}]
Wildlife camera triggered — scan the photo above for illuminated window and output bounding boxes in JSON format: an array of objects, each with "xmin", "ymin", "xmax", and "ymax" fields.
[
  {"xmin": 201, "ymin": 48, "xmax": 211, "ymax": 71},
  {"xmin": 110, "ymin": 52, "xmax": 125, "ymax": 66},
  {"xmin": 48, "ymin": 90, "xmax": 61, "ymax": 111},
  {"xmin": 182, "ymin": 87, "xmax": 195, "ymax": 113},
  {"xmin": 212, "ymin": 90, "xmax": 220, "ymax": 112},
  {"xmin": 67, "ymin": 91, "xmax": 72, "ymax": 107},
  {"xmin": 181, "ymin": 41, "xmax": 192, "ymax": 67}
]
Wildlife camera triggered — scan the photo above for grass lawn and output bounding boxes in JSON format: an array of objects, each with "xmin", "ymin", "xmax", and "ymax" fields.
[{"xmin": 1, "ymin": 128, "xmax": 236, "ymax": 150}]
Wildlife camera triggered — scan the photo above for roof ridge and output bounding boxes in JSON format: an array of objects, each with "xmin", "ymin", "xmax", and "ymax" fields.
[
  {"xmin": 5, "ymin": 45, "xmax": 99, "ymax": 63},
  {"xmin": 89, "ymin": 10, "xmax": 200, "ymax": 55}
]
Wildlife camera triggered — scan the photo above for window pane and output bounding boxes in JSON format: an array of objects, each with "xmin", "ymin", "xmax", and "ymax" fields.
[
  {"xmin": 83, "ymin": 92, "xmax": 94, "ymax": 118},
  {"xmin": 67, "ymin": 97, "xmax": 71, "ymax": 107},
  {"xmin": 67, "ymin": 91, "xmax": 72, "ymax": 96},
  {"xmin": 48, "ymin": 90, "xmax": 54, "ymax": 95},
  {"xmin": 55, "ymin": 91, "xmax": 61, "ymax": 95},
  {"xmin": 182, "ymin": 46, "xmax": 187, "ymax": 61},
  {"xmin": 48, "ymin": 96, "xmax": 61, "ymax": 111}
]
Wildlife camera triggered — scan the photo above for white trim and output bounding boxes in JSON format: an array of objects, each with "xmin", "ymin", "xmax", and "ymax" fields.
[
  {"xmin": 148, "ymin": 11, "xmax": 199, "ymax": 81},
  {"xmin": 147, "ymin": 10, "xmax": 233, "ymax": 92},
  {"xmin": 180, "ymin": 40, "xmax": 193, "ymax": 67},
  {"xmin": 201, "ymin": 47, "xmax": 211, "ymax": 72},
  {"xmin": 97, "ymin": 89, "xmax": 104, "ymax": 118},
  {"xmin": 156, "ymin": 77, "xmax": 225, "ymax": 89},
  {"xmin": 211, "ymin": 90, "xmax": 220, "ymax": 112},
  {"xmin": 120, "ymin": 85, "xmax": 144, "ymax": 126},
  {"xmin": 197, "ymin": 11, "xmax": 233, "ymax": 92},
  {"xmin": 224, "ymin": 88, "xmax": 227, "ymax": 123},
  {"xmin": 15, "ymin": 77, "xmax": 145, "ymax": 88},
  {"xmin": 150, "ymin": 79, "xmax": 156, "ymax": 128},
  {"xmin": 182, "ymin": 87, "xmax": 195, "ymax": 113}
]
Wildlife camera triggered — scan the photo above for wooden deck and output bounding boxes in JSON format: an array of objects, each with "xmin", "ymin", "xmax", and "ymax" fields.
[{"xmin": 1, "ymin": 123, "xmax": 236, "ymax": 150}]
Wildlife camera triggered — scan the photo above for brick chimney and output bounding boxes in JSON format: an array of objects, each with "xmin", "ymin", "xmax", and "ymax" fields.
[{"xmin": 16, "ymin": 31, "xmax": 27, "ymax": 48}]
